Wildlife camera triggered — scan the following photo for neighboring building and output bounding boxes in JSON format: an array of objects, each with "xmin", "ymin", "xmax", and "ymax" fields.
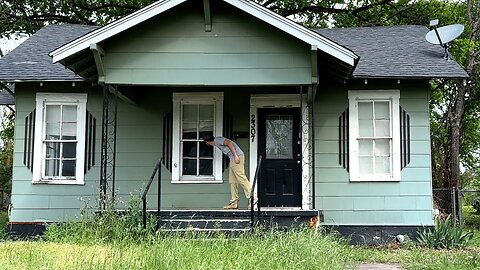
[{"xmin": 0, "ymin": 0, "xmax": 467, "ymax": 243}]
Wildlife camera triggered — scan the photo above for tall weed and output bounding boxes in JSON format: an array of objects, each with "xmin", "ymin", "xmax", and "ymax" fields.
[
  {"xmin": 0, "ymin": 211, "xmax": 7, "ymax": 240},
  {"xmin": 44, "ymin": 195, "xmax": 157, "ymax": 244},
  {"xmin": 417, "ymin": 215, "xmax": 474, "ymax": 249}
]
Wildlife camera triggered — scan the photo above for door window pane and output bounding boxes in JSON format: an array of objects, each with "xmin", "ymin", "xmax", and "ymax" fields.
[{"xmin": 266, "ymin": 115, "xmax": 293, "ymax": 159}]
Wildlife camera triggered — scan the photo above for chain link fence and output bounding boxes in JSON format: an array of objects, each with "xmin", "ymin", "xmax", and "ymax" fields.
[{"xmin": 433, "ymin": 188, "xmax": 480, "ymax": 227}]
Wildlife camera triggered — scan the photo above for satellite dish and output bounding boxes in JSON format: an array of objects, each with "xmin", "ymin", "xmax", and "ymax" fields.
[{"xmin": 425, "ymin": 21, "xmax": 464, "ymax": 60}]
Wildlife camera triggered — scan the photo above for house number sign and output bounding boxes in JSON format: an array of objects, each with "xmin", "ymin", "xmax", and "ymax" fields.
[{"xmin": 250, "ymin": 114, "xmax": 256, "ymax": 142}]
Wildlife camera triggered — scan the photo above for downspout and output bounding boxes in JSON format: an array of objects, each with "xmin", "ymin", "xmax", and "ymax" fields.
[{"xmin": 310, "ymin": 46, "xmax": 319, "ymax": 210}]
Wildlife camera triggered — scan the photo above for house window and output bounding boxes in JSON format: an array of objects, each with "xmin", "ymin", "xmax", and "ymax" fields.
[
  {"xmin": 172, "ymin": 93, "xmax": 223, "ymax": 183},
  {"xmin": 348, "ymin": 90, "xmax": 400, "ymax": 182},
  {"xmin": 33, "ymin": 93, "xmax": 87, "ymax": 184}
]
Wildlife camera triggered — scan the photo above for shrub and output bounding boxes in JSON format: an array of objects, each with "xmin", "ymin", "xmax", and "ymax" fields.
[{"xmin": 417, "ymin": 215, "xmax": 474, "ymax": 249}]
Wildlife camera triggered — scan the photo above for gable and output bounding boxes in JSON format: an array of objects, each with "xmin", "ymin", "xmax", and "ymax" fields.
[
  {"xmin": 49, "ymin": 0, "xmax": 357, "ymax": 68},
  {"xmin": 96, "ymin": 0, "xmax": 312, "ymax": 85}
]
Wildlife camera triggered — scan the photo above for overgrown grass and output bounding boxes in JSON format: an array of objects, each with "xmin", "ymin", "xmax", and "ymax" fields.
[
  {"xmin": 0, "ymin": 230, "xmax": 355, "ymax": 270},
  {"xmin": 463, "ymin": 205, "xmax": 480, "ymax": 229},
  {"xmin": 1, "ymin": 200, "xmax": 479, "ymax": 270},
  {"xmin": 0, "ymin": 211, "xmax": 7, "ymax": 239},
  {"xmin": 350, "ymin": 245, "xmax": 480, "ymax": 270}
]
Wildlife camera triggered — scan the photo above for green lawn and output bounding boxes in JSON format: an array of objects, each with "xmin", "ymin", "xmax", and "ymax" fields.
[{"xmin": 0, "ymin": 231, "xmax": 479, "ymax": 270}]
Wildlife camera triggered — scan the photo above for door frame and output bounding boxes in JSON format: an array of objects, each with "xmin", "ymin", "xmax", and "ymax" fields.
[{"xmin": 249, "ymin": 94, "xmax": 310, "ymax": 210}]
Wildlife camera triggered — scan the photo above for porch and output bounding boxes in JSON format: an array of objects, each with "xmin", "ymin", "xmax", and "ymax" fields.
[{"xmin": 97, "ymin": 86, "xmax": 319, "ymax": 229}]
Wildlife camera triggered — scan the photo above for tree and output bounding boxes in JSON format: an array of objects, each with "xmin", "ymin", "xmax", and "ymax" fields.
[
  {"xmin": 0, "ymin": 105, "xmax": 13, "ymax": 210},
  {"xmin": 0, "ymin": 0, "xmax": 412, "ymax": 37}
]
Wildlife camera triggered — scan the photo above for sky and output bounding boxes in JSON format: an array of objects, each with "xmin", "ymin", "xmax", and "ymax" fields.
[{"xmin": 0, "ymin": 34, "xmax": 28, "ymax": 55}]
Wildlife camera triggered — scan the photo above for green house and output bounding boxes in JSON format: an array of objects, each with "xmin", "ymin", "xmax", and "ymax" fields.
[{"xmin": 0, "ymin": 0, "xmax": 468, "ymax": 243}]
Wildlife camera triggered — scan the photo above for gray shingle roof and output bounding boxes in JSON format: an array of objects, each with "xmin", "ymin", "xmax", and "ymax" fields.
[
  {"xmin": 0, "ymin": 85, "xmax": 14, "ymax": 105},
  {"xmin": 314, "ymin": 25, "xmax": 468, "ymax": 78},
  {"xmin": 0, "ymin": 24, "xmax": 468, "ymax": 81},
  {"xmin": 0, "ymin": 24, "xmax": 98, "ymax": 81}
]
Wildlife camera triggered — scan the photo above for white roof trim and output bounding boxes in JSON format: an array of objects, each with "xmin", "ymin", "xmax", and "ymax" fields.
[{"xmin": 50, "ymin": 0, "xmax": 358, "ymax": 66}]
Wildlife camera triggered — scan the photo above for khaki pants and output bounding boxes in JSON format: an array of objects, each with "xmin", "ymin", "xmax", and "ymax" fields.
[{"xmin": 229, "ymin": 155, "xmax": 252, "ymax": 201}]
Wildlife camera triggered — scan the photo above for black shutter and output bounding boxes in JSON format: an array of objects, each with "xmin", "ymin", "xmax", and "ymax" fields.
[
  {"xmin": 162, "ymin": 111, "xmax": 173, "ymax": 172},
  {"xmin": 84, "ymin": 110, "xmax": 96, "ymax": 173},
  {"xmin": 223, "ymin": 111, "xmax": 233, "ymax": 172},
  {"xmin": 400, "ymin": 106, "xmax": 411, "ymax": 169},
  {"xmin": 23, "ymin": 109, "xmax": 35, "ymax": 172},
  {"xmin": 338, "ymin": 108, "xmax": 349, "ymax": 172}
]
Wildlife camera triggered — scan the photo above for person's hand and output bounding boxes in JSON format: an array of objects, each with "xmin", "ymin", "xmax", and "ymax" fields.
[{"xmin": 234, "ymin": 156, "xmax": 240, "ymax": 164}]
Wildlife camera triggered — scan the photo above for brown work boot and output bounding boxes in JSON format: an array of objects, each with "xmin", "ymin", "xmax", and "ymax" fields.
[
  {"xmin": 223, "ymin": 200, "xmax": 238, "ymax": 209},
  {"xmin": 247, "ymin": 197, "xmax": 258, "ymax": 210}
]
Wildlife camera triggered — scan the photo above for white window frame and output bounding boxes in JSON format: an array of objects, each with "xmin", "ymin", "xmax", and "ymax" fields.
[
  {"xmin": 32, "ymin": 93, "xmax": 87, "ymax": 185},
  {"xmin": 348, "ymin": 90, "xmax": 400, "ymax": 182},
  {"xmin": 172, "ymin": 92, "xmax": 223, "ymax": 183}
]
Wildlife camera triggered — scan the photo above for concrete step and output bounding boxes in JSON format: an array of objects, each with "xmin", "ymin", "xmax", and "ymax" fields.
[{"xmin": 158, "ymin": 218, "xmax": 251, "ymax": 230}]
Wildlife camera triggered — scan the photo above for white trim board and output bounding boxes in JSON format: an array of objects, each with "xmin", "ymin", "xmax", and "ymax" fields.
[
  {"xmin": 249, "ymin": 94, "xmax": 311, "ymax": 210},
  {"xmin": 50, "ymin": 0, "xmax": 358, "ymax": 66}
]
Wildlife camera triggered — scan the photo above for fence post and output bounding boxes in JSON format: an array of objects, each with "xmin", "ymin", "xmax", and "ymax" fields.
[
  {"xmin": 458, "ymin": 188, "xmax": 463, "ymax": 225},
  {"xmin": 451, "ymin": 186, "xmax": 457, "ymax": 224}
]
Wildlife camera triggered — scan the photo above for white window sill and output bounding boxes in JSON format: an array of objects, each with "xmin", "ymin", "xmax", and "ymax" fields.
[
  {"xmin": 33, "ymin": 180, "xmax": 85, "ymax": 185},
  {"xmin": 350, "ymin": 177, "xmax": 400, "ymax": 182},
  {"xmin": 171, "ymin": 179, "xmax": 224, "ymax": 184}
]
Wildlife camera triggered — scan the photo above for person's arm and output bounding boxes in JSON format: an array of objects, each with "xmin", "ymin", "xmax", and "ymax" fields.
[{"xmin": 224, "ymin": 139, "xmax": 240, "ymax": 164}]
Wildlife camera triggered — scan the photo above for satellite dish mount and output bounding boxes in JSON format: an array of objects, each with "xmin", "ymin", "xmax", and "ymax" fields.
[{"xmin": 425, "ymin": 19, "xmax": 464, "ymax": 60}]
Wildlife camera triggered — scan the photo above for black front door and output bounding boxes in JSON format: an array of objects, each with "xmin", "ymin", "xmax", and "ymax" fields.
[{"xmin": 258, "ymin": 108, "xmax": 301, "ymax": 207}]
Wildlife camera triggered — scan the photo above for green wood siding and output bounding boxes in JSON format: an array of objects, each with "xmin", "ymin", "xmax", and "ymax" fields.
[
  {"xmin": 101, "ymin": 0, "xmax": 311, "ymax": 85},
  {"xmin": 10, "ymin": 83, "xmax": 291, "ymax": 222},
  {"xmin": 10, "ymin": 81, "xmax": 433, "ymax": 227},
  {"xmin": 314, "ymin": 80, "xmax": 434, "ymax": 226}
]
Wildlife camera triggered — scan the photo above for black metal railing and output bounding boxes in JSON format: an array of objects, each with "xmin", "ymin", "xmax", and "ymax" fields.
[
  {"xmin": 141, "ymin": 159, "xmax": 162, "ymax": 229},
  {"xmin": 250, "ymin": 155, "xmax": 263, "ymax": 229}
]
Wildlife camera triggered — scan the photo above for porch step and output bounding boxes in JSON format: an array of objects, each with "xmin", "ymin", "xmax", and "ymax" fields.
[
  {"xmin": 151, "ymin": 209, "xmax": 320, "ymax": 233},
  {"xmin": 158, "ymin": 218, "xmax": 251, "ymax": 230}
]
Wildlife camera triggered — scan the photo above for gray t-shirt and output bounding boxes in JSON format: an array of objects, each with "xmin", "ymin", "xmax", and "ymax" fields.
[{"xmin": 214, "ymin": 137, "xmax": 244, "ymax": 160}]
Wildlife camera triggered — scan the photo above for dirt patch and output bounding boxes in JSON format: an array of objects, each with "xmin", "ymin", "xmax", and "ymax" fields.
[{"xmin": 356, "ymin": 263, "xmax": 405, "ymax": 270}]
